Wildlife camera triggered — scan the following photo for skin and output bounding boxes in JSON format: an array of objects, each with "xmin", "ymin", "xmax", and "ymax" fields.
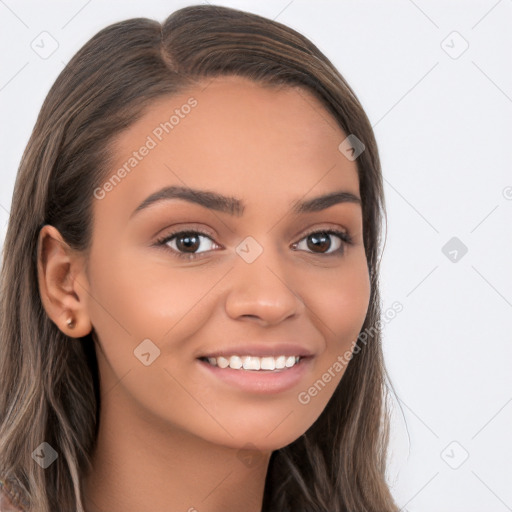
[{"xmin": 37, "ymin": 75, "xmax": 370, "ymax": 512}]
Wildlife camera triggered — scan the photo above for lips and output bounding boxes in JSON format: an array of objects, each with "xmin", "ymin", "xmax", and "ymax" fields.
[
  {"xmin": 197, "ymin": 355, "xmax": 313, "ymax": 394},
  {"xmin": 197, "ymin": 342, "xmax": 314, "ymax": 359}
]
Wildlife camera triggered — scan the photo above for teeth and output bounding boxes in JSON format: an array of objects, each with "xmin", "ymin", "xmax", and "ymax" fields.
[
  {"xmin": 217, "ymin": 356, "xmax": 229, "ymax": 369},
  {"xmin": 229, "ymin": 355, "xmax": 243, "ymax": 369},
  {"xmin": 261, "ymin": 357, "xmax": 275, "ymax": 370},
  {"xmin": 275, "ymin": 355, "xmax": 286, "ymax": 369},
  {"xmin": 286, "ymin": 356, "xmax": 297, "ymax": 367},
  {"xmin": 242, "ymin": 356, "xmax": 260, "ymax": 370},
  {"xmin": 203, "ymin": 355, "xmax": 301, "ymax": 371}
]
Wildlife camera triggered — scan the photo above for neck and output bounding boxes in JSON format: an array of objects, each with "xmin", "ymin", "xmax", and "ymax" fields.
[{"xmin": 81, "ymin": 386, "xmax": 271, "ymax": 512}]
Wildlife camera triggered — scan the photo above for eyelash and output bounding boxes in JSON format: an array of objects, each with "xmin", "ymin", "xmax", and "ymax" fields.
[{"xmin": 154, "ymin": 227, "xmax": 353, "ymax": 261}]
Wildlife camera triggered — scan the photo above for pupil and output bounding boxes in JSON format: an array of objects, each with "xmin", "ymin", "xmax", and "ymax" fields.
[
  {"xmin": 177, "ymin": 233, "xmax": 200, "ymax": 252},
  {"xmin": 307, "ymin": 232, "xmax": 330, "ymax": 253}
]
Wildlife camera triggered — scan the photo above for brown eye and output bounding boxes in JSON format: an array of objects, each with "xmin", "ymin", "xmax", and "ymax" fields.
[
  {"xmin": 155, "ymin": 230, "xmax": 219, "ymax": 260},
  {"xmin": 306, "ymin": 232, "xmax": 333, "ymax": 253},
  {"xmin": 174, "ymin": 232, "xmax": 201, "ymax": 253},
  {"xmin": 292, "ymin": 229, "xmax": 352, "ymax": 256}
]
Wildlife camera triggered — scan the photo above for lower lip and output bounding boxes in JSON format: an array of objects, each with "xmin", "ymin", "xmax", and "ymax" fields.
[{"xmin": 196, "ymin": 357, "xmax": 314, "ymax": 394}]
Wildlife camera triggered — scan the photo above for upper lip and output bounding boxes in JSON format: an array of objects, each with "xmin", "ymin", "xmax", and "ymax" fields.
[{"xmin": 198, "ymin": 343, "xmax": 315, "ymax": 359}]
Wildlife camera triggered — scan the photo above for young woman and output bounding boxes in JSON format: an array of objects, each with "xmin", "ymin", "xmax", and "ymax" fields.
[{"xmin": 0, "ymin": 4, "xmax": 399, "ymax": 511}]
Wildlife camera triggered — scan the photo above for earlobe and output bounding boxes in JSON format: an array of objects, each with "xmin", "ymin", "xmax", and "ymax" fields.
[{"xmin": 36, "ymin": 225, "xmax": 92, "ymax": 338}]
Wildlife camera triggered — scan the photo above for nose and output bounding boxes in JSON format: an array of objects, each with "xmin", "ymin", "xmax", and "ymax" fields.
[{"xmin": 224, "ymin": 247, "xmax": 305, "ymax": 326}]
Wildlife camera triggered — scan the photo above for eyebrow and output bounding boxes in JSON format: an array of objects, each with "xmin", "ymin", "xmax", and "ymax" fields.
[{"xmin": 130, "ymin": 185, "xmax": 361, "ymax": 219}]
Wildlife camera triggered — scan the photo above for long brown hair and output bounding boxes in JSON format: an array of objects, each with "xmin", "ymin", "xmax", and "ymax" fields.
[{"xmin": 0, "ymin": 5, "xmax": 399, "ymax": 511}]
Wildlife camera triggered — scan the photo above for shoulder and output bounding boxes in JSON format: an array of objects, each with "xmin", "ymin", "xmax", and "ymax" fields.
[{"xmin": 0, "ymin": 481, "xmax": 25, "ymax": 512}]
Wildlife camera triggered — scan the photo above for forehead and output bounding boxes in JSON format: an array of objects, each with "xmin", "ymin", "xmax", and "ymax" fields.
[{"xmin": 98, "ymin": 76, "xmax": 360, "ymax": 220}]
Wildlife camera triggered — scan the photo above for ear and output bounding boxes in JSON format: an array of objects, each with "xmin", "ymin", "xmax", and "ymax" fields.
[{"xmin": 36, "ymin": 224, "xmax": 93, "ymax": 338}]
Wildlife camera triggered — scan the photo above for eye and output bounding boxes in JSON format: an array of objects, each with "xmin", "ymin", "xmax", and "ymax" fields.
[
  {"xmin": 155, "ymin": 230, "xmax": 220, "ymax": 260},
  {"xmin": 291, "ymin": 228, "xmax": 353, "ymax": 256},
  {"xmin": 154, "ymin": 227, "xmax": 353, "ymax": 261}
]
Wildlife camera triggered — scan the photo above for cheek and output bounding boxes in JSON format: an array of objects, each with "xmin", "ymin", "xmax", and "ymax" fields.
[
  {"xmin": 307, "ymin": 254, "xmax": 371, "ymax": 350},
  {"xmin": 85, "ymin": 245, "xmax": 224, "ymax": 364},
  {"xmin": 89, "ymin": 244, "xmax": 200, "ymax": 327},
  {"xmin": 293, "ymin": 255, "xmax": 370, "ymax": 421},
  {"xmin": 83, "ymin": 239, "xmax": 372, "ymax": 450}
]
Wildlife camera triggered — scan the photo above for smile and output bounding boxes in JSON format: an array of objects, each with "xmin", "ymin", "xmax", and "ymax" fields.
[
  {"xmin": 197, "ymin": 355, "xmax": 313, "ymax": 394},
  {"xmin": 199, "ymin": 355, "xmax": 301, "ymax": 371}
]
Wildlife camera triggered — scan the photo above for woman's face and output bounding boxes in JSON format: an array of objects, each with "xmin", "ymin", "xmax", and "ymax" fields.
[{"xmin": 82, "ymin": 76, "xmax": 370, "ymax": 451}]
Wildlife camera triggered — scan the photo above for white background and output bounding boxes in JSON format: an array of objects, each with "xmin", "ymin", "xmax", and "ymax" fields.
[{"xmin": 1, "ymin": 1, "xmax": 511, "ymax": 511}]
